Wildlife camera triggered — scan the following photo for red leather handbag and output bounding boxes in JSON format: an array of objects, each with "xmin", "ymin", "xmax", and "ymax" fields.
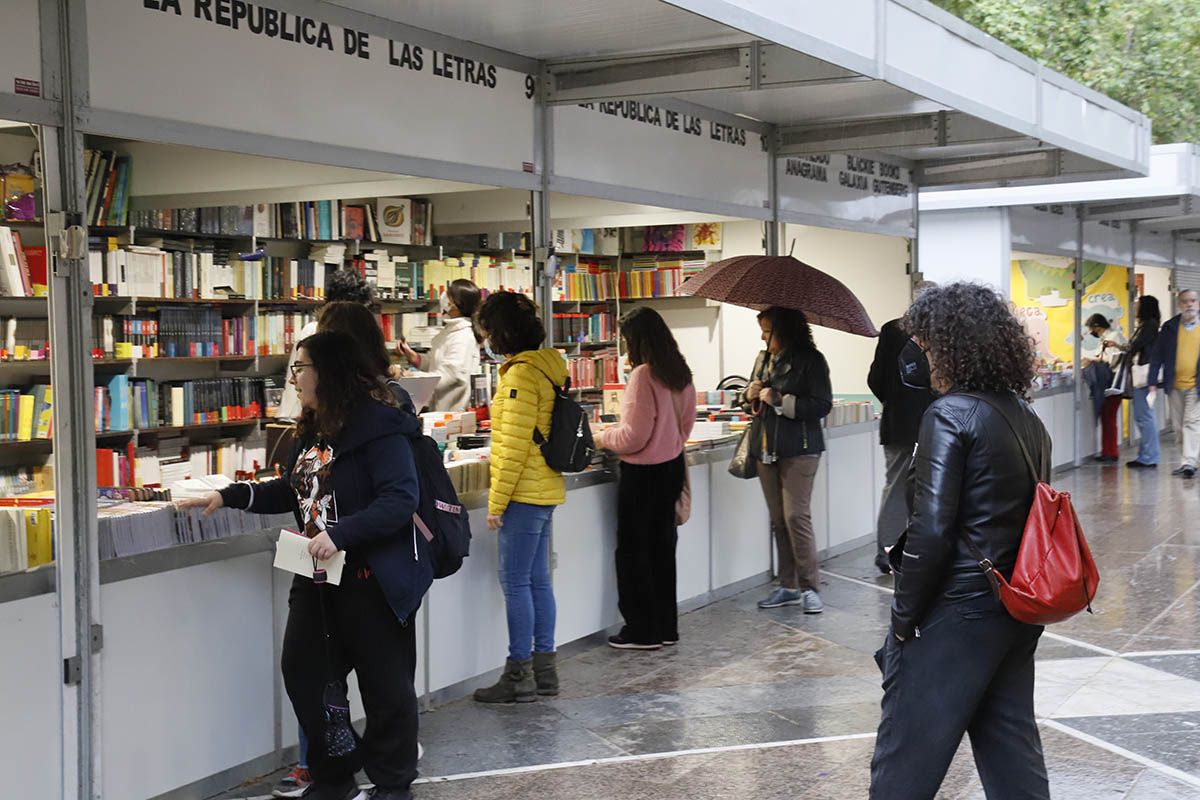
[{"xmin": 964, "ymin": 394, "xmax": 1101, "ymax": 625}]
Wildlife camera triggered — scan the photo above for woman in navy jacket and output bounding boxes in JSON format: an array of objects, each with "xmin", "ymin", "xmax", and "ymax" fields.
[{"xmin": 181, "ymin": 330, "xmax": 429, "ymax": 800}]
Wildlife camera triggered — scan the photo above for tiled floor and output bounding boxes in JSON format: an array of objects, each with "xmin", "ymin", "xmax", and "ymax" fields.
[{"xmin": 213, "ymin": 444, "xmax": 1200, "ymax": 799}]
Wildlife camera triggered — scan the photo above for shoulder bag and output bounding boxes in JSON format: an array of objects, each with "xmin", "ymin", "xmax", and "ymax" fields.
[{"xmin": 961, "ymin": 392, "xmax": 1100, "ymax": 625}]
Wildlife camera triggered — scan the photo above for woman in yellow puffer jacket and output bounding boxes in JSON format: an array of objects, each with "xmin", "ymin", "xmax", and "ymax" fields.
[{"xmin": 473, "ymin": 292, "xmax": 567, "ymax": 704}]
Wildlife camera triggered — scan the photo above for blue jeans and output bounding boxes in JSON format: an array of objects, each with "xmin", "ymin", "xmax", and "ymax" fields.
[
  {"xmin": 1133, "ymin": 386, "xmax": 1160, "ymax": 465},
  {"xmin": 297, "ymin": 724, "xmax": 308, "ymax": 768},
  {"xmin": 498, "ymin": 502, "xmax": 556, "ymax": 662}
]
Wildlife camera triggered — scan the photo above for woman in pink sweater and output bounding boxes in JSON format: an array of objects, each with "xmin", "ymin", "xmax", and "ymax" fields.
[{"xmin": 594, "ymin": 307, "xmax": 697, "ymax": 650}]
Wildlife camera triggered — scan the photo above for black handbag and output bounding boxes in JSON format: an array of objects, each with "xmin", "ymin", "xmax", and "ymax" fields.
[{"xmin": 728, "ymin": 420, "xmax": 758, "ymax": 479}]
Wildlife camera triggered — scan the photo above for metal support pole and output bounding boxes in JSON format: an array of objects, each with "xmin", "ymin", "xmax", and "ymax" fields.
[
  {"xmin": 765, "ymin": 126, "xmax": 780, "ymax": 256},
  {"xmin": 1073, "ymin": 207, "xmax": 1085, "ymax": 468},
  {"xmin": 48, "ymin": 0, "xmax": 100, "ymax": 796},
  {"xmin": 532, "ymin": 71, "xmax": 554, "ymax": 335},
  {"xmin": 910, "ymin": 176, "xmax": 920, "ymax": 289},
  {"xmin": 1127, "ymin": 222, "xmax": 1138, "ymax": 447}
]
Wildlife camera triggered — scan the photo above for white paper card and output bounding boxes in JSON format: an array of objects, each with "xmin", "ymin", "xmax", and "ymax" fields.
[{"xmin": 274, "ymin": 528, "xmax": 345, "ymax": 585}]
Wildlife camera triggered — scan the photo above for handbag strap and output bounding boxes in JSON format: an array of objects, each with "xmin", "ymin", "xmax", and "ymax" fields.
[
  {"xmin": 952, "ymin": 391, "xmax": 1046, "ymax": 594},
  {"xmin": 957, "ymin": 391, "xmax": 1045, "ymax": 484}
]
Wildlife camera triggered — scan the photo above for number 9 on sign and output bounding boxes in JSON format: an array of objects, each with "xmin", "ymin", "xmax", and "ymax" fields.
[{"xmin": 525, "ymin": 75, "xmax": 536, "ymax": 99}]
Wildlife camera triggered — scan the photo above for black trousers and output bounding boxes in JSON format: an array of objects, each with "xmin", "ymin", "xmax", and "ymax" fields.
[
  {"xmin": 870, "ymin": 586, "xmax": 1050, "ymax": 800},
  {"xmin": 615, "ymin": 456, "xmax": 685, "ymax": 644},
  {"xmin": 282, "ymin": 571, "xmax": 419, "ymax": 791}
]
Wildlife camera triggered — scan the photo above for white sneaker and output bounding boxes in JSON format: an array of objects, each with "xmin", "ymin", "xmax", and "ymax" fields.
[{"xmin": 801, "ymin": 590, "xmax": 823, "ymax": 614}]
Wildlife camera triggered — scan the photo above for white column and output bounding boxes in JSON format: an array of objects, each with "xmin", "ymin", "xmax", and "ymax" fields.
[{"xmin": 916, "ymin": 208, "xmax": 1012, "ymax": 292}]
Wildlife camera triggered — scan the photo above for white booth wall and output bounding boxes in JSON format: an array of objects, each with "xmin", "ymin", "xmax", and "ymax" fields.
[{"xmin": 1138, "ymin": 264, "xmax": 1173, "ymax": 312}]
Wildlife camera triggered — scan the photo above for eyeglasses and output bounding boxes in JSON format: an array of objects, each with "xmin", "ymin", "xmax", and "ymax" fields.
[{"xmin": 289, "ymin": 362, "xmax": 313, "ymax": 378}]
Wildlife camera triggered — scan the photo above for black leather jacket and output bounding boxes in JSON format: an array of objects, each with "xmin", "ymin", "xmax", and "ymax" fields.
[
  {"xmin": 738, "ymin": 347, "xmax": 833, "ymax": 458},
  {"xmin": 890, "ymin": 391, "xmax": 1051, "ymax": 638}
]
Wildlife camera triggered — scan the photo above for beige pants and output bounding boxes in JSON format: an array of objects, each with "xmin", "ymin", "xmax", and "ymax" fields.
[
  {"xmin": 758, "ymin": 454, "xmax": 821, "ymax": 592},
  {"xmin": 1169, "ymin": 390, "xmax": 1200, "ymax": 468}
]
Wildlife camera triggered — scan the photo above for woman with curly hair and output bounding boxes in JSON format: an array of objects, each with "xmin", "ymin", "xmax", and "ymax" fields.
[{"xmin": 870, "ymin": 283, "xmax": 1052, "ymax": 800}]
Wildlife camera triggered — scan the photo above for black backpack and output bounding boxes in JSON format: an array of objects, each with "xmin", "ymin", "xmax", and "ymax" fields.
[
  {"xmin": 408, "ymin": 431, "xmax": 472, "ymax": 578},
  {"xmin": 387, "ymin": 382, "xmax": 470, "ymax": 579},
  {"xmin": 531, "ymin": 375, "xmax": 596, "ymax": 473}
]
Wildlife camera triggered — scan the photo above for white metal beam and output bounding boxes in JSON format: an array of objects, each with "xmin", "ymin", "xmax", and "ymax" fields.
[{"xmin": 543, "ymin": 42, "xmax": 866, "ymax": 105}]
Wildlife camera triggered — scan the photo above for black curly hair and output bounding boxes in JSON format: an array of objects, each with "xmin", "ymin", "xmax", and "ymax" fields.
[
  {"xmin": 325, "ymin": 267, "xmax": 374, "ymax": 305},
  {"xmin": 902, "ymin": 282, "xmax": 1037, "ymax": 398},
  {"xmin": 476, "ymin": 291, "xmax": 545, "ymax": 356}
]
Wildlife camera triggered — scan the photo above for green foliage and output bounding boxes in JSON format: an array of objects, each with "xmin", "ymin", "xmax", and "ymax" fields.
[{"xmin": 930, "ymin": 0, "xmax": 1200, "ymax": 144}]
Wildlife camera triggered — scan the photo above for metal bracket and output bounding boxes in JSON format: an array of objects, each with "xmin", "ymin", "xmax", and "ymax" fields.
[
  {"xmin": 64, "ymin": 655, "xmax": 81, "ymax": 686},
  {"xmin": 63, "ymin": 625, "xmax": 102, "ymax": 686}
]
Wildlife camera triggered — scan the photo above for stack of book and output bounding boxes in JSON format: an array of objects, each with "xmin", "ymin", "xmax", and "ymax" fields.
[
  {"xmin": 566, "ymin": 348, "xmax": 620, "ymax": 391},
  {"xmin": 0, "ymin": 501, "xmax": 53, "ymax": 574},
  {"xmin": 553, "ymin": 309, "xmax": 614, "ymax": 345},
  {"xmin": 253, "ymin": 309, "xmax": 316, "ymax": 356},
  {"xmin": 554, "ymin": 259, "xmax": 618, "ymax": 302},
  {"xmin": 0, "ymin": 226, "xmax": 39, "ymax": 297},
  {"xmin": 0, "ymin": 384, "xmax": 54, "ymax": 440},
  {"xmin": 84, "ymin": 150, "xmax": 132, "ymax": 228}
]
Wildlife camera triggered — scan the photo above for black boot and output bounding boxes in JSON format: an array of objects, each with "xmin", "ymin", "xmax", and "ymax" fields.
[
  {"xmin": 532, "ymin": 651, "xmax": 559, "ymax": 696},
  {"xmin": 473, "ymin": 658, "xmax": 536, "ymax": 703}
]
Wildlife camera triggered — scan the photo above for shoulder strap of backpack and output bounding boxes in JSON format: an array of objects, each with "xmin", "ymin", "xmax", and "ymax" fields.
[
  {"xmin": 957, "ymin": 391, "xmax": 1043, "ymax": 484},
  {"xmin": 524, "ymin": 365, "xmax": 570, "ymax": 446}
]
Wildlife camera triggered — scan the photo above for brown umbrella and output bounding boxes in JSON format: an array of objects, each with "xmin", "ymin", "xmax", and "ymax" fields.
[{"xmin": 678, "ymin": 255, "xmax": 878, "ymax": 337}]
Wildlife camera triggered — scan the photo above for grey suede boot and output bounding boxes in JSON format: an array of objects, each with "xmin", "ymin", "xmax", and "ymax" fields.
[
  {"xmin": 473, "ymin": 658, "xmax": 536, "ymax": 704},
  {"xmin": 532, "ymin": 651, "xmax": 559, "ymax": 696}
]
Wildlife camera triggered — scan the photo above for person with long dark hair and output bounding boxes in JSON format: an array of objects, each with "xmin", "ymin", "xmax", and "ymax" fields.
[
  {"xmin": 870, "ymin": 283, "xmax": 1051, "ymax": 800},
  {"xmin": 278, "ymin": 267, "xmax": 376, "ymax": 421},
  {"xmin": 180, "ymin": 331, "xmax": 428, "ymax": 800},
  {"xmin": 472, "ymin": 292, "xmax": 567, "ymax": 703},
  {"xmin": 398, "ymin": 278, "xmax": 482, "ymax": 411},
  {"xmin": 1081, "ymin": 312, "xmax": 1126, "ymax": 462},
  {"xmin": 594, "ymin": 307, "xmax": 696, "ymax": 650},
  {"xmin": 1127, "ymin": 295, "xmax": 1162, "ymax": 468},
  {"xmin": 740, "ymin": 306, "xmax": 833, "ymax": 613},
  {"xmin": 318, "ymin": 301, "xmax": 414, "ymax": 413}
]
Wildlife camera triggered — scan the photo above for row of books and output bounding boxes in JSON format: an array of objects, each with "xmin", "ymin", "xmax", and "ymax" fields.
[
  {"xmin": 0, "ymin": 463, "xmax": 51, "ymax": 496},
  {"xmin": 85, "ymin": 309, "xmax": 314, "ymax": 360},
  {"xmin": 103, "ymin": 431, "xmax": 268, "ymax": 490},
  {"xmin": 0, "ymin": 225, "xmax": 47, "ymax": 297},
  {"xmin": 97, "ymin": 502, "xmax": 276, "ymax": 561},
  {"xmin": 128, "ymin": 197, "xmax": 434, "ymax": 246},
  {"xmin": 554, "ymin": 258, "xmax": 708, "ymax": 301},
  {"xmin": 0, "ymin": 505, "xmax": 53, "ymax": 574},
  {"xmin": 377, "ymin": 311, "xmax": 434, "ymax": 349},
  {"xmin": 89, "ymin": 244, "xmax": 327, "ymax": 302},
  {"xmin": 567, "ymin": 349, "xmax": 621, "ymax": 391},
  {"xmin": 84, "ymin": 150, "xmax": 132, "ymax": 228},
  {"xmin": 100, "ymin": 376, "xmax": 271, "ymax": 433},
  {"xmin": 0, "ymin": 385, "xmax": 53, "ymax": 441},
  {"xmin": 354, "ymin": 253, "xmax": 535, "ymax": 301},
  {"xmin": 553, "ymin": 310, "xmax": 615, "ymax": 345}
]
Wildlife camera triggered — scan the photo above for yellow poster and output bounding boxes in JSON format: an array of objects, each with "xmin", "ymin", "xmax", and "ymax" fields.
[{"xmin": 1011, "ymin": 258, "xmax": 1130, "ymax": 370}]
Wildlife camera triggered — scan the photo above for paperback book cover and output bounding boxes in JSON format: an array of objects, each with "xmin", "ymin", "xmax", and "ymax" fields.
[{"xmin": 376, "ymin": 197, "xmax": 413, "ymax": 245}]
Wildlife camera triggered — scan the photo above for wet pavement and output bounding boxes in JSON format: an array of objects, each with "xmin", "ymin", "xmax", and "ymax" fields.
[{"xmin": 213, "ymin": 444, "xmax": 1200, "ymax": 799}]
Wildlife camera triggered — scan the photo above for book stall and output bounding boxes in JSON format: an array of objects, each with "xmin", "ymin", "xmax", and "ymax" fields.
[
  {"xmin": 919, "ymin": 145, "xmax": 1200, "ymax": 467},
  {"xmin": 0, "ymin": 1, "xmax": 1153, "ymax": 797}
]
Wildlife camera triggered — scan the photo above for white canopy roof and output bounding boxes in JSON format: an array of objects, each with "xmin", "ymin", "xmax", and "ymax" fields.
[
  {"xmin": 327, "ymin": 0, "xmax": 1151, "ymax": 186},
  {"xmin": 921, "ymin": 144, "xmax": 1200, "ymax": 240}
]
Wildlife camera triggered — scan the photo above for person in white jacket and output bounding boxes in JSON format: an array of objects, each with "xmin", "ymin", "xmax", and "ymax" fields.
[{"xmin": 397, "ymin": 279, "xmax": 482, "ymax": 411}]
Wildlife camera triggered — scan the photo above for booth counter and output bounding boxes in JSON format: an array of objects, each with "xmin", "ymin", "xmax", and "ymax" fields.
[{"xmin": 2, "ymin": 421, "xmax": 885, "ymax": 800}]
